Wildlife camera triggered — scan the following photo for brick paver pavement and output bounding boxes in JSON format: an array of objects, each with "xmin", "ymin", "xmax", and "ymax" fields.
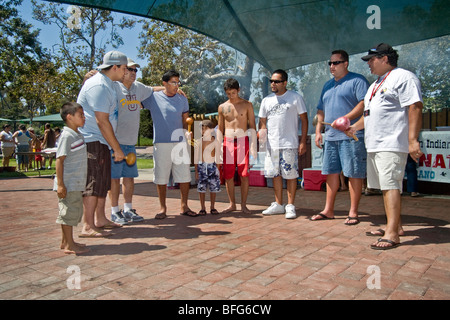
[{"xmin": 1, "ymin": 176, "xmax": 449, "ymax": 301}]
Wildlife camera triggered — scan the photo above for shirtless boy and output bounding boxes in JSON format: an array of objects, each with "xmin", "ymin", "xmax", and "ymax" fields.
[{"xmin": 218, "ymin": 78, "xmax": 256, "ymax": 214}]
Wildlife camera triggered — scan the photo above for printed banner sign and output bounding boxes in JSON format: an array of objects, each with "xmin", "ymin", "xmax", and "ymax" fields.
[{"xmin": 418, "ymin": 131, "xmax": 450, "ymax": 184}]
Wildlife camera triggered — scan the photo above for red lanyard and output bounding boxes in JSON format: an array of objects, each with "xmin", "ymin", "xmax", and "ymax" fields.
[{"xmin": 369, "ymin": 70, "xmax": 392, "ymax": 102}]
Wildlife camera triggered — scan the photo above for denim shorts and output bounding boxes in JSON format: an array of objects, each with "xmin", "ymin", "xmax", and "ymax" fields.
[
  {"xmin": 111, "ymin": 144, "xmax": 138, "ymax": 179},
  {"xmin": 322, "ymin": 139, "xmax": 367, "ymax": 178}
]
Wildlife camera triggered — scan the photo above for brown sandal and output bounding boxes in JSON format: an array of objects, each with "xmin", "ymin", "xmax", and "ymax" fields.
[
  {"xmin": 155, "ymin": 212, "xmax": 167, "ymax": 219},
  {"xmin": 180, "ymin": 210, "xmax": 198, "ymax": 217}
]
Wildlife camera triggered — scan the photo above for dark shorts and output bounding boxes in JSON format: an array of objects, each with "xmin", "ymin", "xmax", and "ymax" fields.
[
  {"xmin": 197, "ymin": 162, "xmax": 221, "ymax": 193},
  {"xmin": 83, "ymin": 141, "xmax": 111, "ymax": 198}
]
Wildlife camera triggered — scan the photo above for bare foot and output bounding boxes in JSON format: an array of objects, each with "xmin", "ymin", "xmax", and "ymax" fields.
[
  {"xmin": 366, "ymin": 228, "xmax": 405, "ymax": 237},
  {"xmin": 61, "ymin": 241, "xmax": 87, "ymax": 250},
  {"xmin": 95, "ymin": 219, "xmax": 121, "ymax": 229},
  {"xmin": 221, "ymin": 205, "xmax": 236, "ymax": 214},
  {"xmin": 64, "ymin": 244, "xmax": 90, "ymax": 255},
  {"xmin": 241, "ymin": 205, "xmax": 251, "ymax": 214},
  {"xmin": 79, "ymin": 227, "xmax": 111, "ymax": 238},
  {"xmin": 309, "ymin": 212, "xmax": 335, "ymax": 221}
]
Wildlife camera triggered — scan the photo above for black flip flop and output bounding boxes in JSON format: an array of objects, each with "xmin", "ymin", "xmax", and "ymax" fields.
[
  {"xmin": 345, "ymin": 216, "xmax": 360, "ymax": 226},
  {"xmin": 309, "ymin": 213, "xmax": 334, "ymax": 221},
  {"xmin": 155, "ymin": 212, "xmax": 167, "ymax": 219},
  {"xmin": 180, "ymin": 210, "xmax": 199, "ymax": 217},
  {"xmin": 370, "ymin": 238, "xmax": 401, "ymax": 250}
]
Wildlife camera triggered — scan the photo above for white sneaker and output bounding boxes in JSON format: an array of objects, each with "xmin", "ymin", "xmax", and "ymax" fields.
[
  {"xmin": 285, "ymin": 204, "xmax": 296, "ymax": 219},
  {"xmin": 262, "ymin": 202, "xmax": 285, "ymax": 215}
]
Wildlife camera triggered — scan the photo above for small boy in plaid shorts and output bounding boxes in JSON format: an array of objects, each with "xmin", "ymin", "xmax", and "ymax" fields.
[{"xmin": 194, "ymin": 120, "xmax": 221, "ymax": 215}]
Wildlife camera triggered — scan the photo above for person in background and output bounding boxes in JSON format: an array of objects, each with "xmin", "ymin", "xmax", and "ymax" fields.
[
  {"xmin": 405, "ymin": 155, "xmax": 420, "ymax": 197},
  {"xmin": 13, "ymin": 124, "xmax": 35, "ymax": 172},
  {"xmin": 54, "ymin": 127, "xmax": 61, "ymax": 147},
  {"xmin": 42, "ymin": 123, "xmax": 56, "ymax": 169},
  {"xmin": 1, "ymin": 124, "xmax": 15, "ymax": 167},
  {"xmin": 29, "ymin": 128, "xmax": 44, "ymax": 170}
]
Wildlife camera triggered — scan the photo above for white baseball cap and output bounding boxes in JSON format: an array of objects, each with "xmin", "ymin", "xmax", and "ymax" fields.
[
  {"xmin": 127, "ymin": 58, "xmax": 140, "ymax": 68},
  {"xmin": 97, "ymin": 50, "xmax": 128, "ymax": 69}
]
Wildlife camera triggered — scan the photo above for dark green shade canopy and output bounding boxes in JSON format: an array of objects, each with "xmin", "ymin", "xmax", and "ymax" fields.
[{"xmin": 45, "ymin": 0, "xmax": 449, "ymax": 70}]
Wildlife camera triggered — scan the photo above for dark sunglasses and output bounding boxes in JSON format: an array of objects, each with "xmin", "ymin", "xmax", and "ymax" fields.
[
  {"xmin": 269, "ymin": 79, "xmax": 284, "ymax": 84},
  {"xmin": 328, "ymin": 61, "xmax": 346, "ymax": 66},
  {"xmin": 127, "ymin": 67, "xmax": 138, "ymax": 73}
]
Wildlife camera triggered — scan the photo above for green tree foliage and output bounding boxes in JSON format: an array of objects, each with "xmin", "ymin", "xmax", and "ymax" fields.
[
  {"xmin": 32, "ymin": 0, "xmax": 135, "ymax": 79},
  {"xmin": 30, "ymin": 1, "xmax": 136, "ymax": 113},
  {"xmin": 138, "ymin": 20, "xmax": 255, "ymax": 115},
  {"xmin": 0, "ymin": 0, "xmax": 55, "ymax": 120},
  {"xmin": 400, "ymin": 37, "xmax": 449, "ymax": 112}
]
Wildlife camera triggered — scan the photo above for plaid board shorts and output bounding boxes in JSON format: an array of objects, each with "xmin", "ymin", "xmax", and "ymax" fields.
[{"xmin": 197, "ymin": 162, "xmax": 221, "ymax": 193}]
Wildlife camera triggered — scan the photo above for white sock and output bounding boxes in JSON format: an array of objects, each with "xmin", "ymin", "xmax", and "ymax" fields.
[
  {"xmin": 124, "ymin": 203, "xmax": 133, "ymax": 212},
  {"xmin": 111, "ymin": 206, "xmax": 120, "ymax": 214}
]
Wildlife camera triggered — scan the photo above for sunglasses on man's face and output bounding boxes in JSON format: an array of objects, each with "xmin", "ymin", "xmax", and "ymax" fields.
[
  {"xmin": 127, "ymin": 68, "xmax": 138, "ymax": 73},
  {"xmin": 269, "ymin": 79, "xmax": 285, "ymax": 84},
  {"xmin": 328, "ymin": 61, "xmax": 346, "ymax": 66}
]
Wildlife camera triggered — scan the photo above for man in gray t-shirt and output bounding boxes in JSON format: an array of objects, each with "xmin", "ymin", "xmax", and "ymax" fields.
[{"xmin": 109, "ymin": 58, "xmax": 154, "ymax": 225}]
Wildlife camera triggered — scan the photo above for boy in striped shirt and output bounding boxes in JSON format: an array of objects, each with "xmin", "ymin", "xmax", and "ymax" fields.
[{"xmin": 54, "ymin": 102, "xmax": 90, "ymax": 255}]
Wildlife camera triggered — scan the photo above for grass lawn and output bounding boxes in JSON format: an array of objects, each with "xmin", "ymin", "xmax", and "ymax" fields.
[{"xmin": 0, "ymin": 157, "xmax": 153, "ymax": 178}]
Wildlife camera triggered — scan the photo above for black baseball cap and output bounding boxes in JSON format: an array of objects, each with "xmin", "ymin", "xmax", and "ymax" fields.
[{"xmin": 361, "ymin": 43, "xmax": 396, "ymax": 61}]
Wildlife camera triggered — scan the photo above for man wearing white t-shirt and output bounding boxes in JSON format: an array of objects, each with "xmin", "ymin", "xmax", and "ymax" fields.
[
  {"xmin": 347, "ymin": 43, "xmax": 423, "ymax": 250},
  {"xmin": 258, "ymin": 69, "xmax": 308, "ymax": 219}
]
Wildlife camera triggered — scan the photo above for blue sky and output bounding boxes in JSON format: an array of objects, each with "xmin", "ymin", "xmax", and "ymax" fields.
[{"xmin": 18, "ymin": 0, "xmax": 146, "ymax": 68}]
